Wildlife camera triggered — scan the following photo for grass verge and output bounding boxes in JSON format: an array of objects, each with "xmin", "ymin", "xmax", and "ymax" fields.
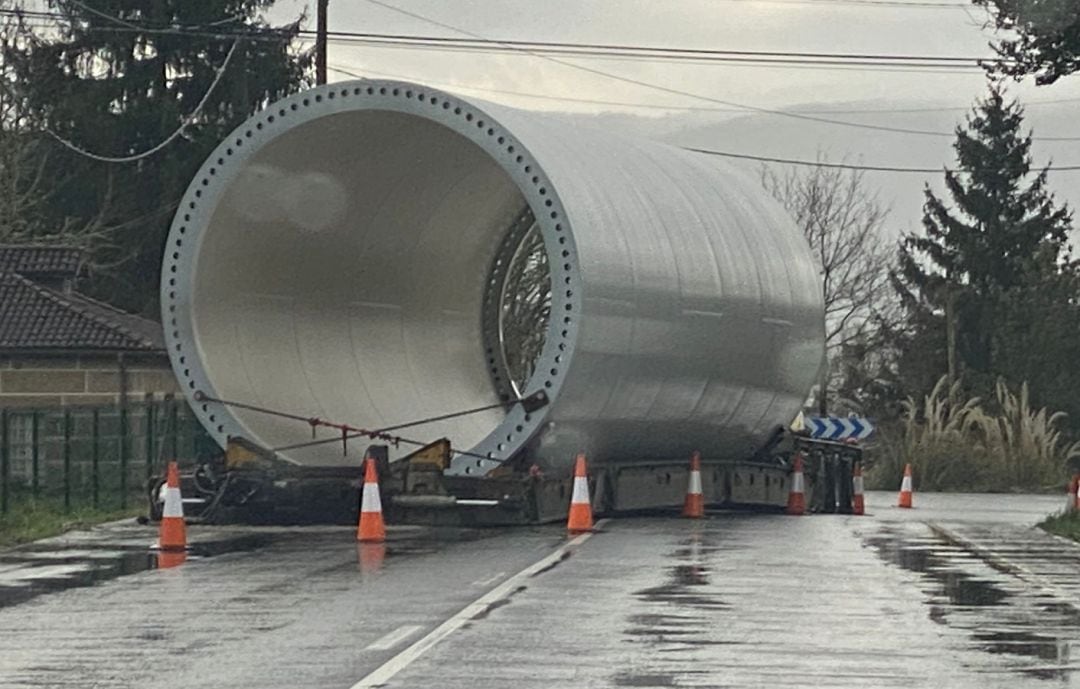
[
  {"xmin": 0, "ymin": 497, "xmax": 143, "ymax": 549},
  {"xmin": 1038, "ymin": 510, "xmax": 1080, "ymax": 542}
]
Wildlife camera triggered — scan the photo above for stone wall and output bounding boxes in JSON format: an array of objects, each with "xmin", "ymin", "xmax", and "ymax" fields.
[{"xmin": 0, "ymin": 353, "xmax": 180, "ymax": 408}]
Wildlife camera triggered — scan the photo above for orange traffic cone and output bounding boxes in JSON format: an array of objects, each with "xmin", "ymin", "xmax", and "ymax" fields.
[
  {"xmin": 567, "ymin": 453, "xmax": 594, "ymax": 534},
  {"xmin": 897, "ymin": 463, "xmax": 914, "ymax": 508},
  {"xmin": 682, "ymin": 451, "xmax": 705, "ymax": 519},
  {"xmin": 786, "ymin": 454, "xmax": 805, "ymax": 516},
  {"xmin": 357, "ymin": 457, "xmax": 386, "ymax": 543},
  {"xmin": 1069, "ymin": 475, "xmax": 1079, "ymax": 512},
  {"xmin": 158, "ymin": 461, "xmax": 187, "ymax": 552},
  {"xmin": 852, "ymin": 462, "xmax": 865, "ymax": 516}
]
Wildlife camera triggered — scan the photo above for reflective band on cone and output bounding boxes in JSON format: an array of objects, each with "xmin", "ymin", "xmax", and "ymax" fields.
[
  {"xmin": 852, "ymin": 462, "xmax": 865, "ymax": 516},
  {"xmin": 786, "ymin": 454, "xmax": 805, "ymax": 516},
  {"xmin": 357, "ymin": 457, "xmax": 386, "ymax": 543},
  {"xmin": 897, "ymin": 463, "xmax": 914, "ymax": 509},
  {"xmin": 158, "ymin": 461, "xmax": 187, "ymax": 553},
  {"xmin": 682, "ymin": 451, "xmax": 705, "ymax": 519},
  {"xmin": 567, "ymin": 453, "xmax": 594, "ymax": 534}
]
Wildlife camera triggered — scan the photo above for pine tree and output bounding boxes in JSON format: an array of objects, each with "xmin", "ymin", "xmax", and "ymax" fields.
[
  {"xmin": 893, "ymin": 78, "xmax": 1080, "ymax": 426},
  {"xmin": 977, "ymin": 0, "xmax": 1080, "ymax": 84},
  {"xmin": 3, "ymin": 1, "xmax": 310, "ymax": 313},
  {"xmin": 895, "ymin": 79, "xmax": 1073, "ymax": 381}
]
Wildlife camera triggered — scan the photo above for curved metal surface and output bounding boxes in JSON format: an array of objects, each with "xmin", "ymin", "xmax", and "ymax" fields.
[{"xmin": 161, "ymin": 80, "xmax": 825, "ymax": 475}]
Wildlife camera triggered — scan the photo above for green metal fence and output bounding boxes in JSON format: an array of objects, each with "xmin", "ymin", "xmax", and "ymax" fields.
[{"xmin": 0, "ymin": 395, "xmax": 217, "ymax": 514}]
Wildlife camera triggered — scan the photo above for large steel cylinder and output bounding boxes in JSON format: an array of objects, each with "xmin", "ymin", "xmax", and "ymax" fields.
[{"xmin": 162, "ymin": 80, "xmax": 825, "ymax": 475}]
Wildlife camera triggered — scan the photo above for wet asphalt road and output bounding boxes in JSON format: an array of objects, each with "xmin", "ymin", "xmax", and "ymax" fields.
[{"xmin": 1, "ymin": 491, "xmax": 1077, "ymax": 688}]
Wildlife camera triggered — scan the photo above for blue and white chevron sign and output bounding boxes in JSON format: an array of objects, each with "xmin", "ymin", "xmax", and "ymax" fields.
[{"xmin": 804, "ymin": 415, "xmax": 874, "ymax": 441}]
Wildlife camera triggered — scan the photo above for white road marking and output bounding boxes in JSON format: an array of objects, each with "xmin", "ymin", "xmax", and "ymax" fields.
[
  {"xmin": 350, "ymin": 520, "xmax": 607, "ymax": 689},
  {"xmin": 365, "ymin": 625, "xmax": 424, "ymax": 651},
  {"xmin": 470, "ymin": 571, "xmax": 506, "ymax": 587}
]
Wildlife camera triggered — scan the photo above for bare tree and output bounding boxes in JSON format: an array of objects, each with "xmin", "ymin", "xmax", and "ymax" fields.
[{"xmin": 762, "ymin": 157, "xmax": 897, "ymax": 414}]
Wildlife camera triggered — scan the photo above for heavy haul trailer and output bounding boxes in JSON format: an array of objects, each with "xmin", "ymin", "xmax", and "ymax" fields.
[
  {"xmin": 157, "ymin": 430, "xmax": 864, "ymax": 524},
  {"xmin": 155, "ymin": 79, "xmax": 827, "ymax": 524}
]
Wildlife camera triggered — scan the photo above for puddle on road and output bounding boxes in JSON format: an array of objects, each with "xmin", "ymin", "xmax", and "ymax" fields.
[
  {"xmin": 867, "ymin": 527, "xmax": 1080, "ymax": 681},
  {"xmin": 976, "ymin": 630, "xmax": 1075, "ymax": 680},
  {"xmin": 976, "ymin": 630, "xmax": 1064, "ymax": 660},
  {"xmin": 623, "ymin": 530, "xmax": 731, "ymax": 670},
  {"xmin": 623, "ymin": 612, "xmax": 712, "ymax": 641},
  {"xmin": 613, "ymin": 671, "xmax": 677, "ymax": 687},
  {"xmin": 627, "ymin": 613, "xmax": 699, "ymax": 628},
  {"xmin": 669, "ymin": 545, "xmax": 724, "ymax": 559},
  {"xmin": 634, "ymin": 564, "xmax": 727, "ymax": 611},
  {"xmin": 866, "ymin": 533, "xmax": 1008, "ymax": 607},
  {"xmin": 0, "ymin": 534, "xmax": 270, "ymax": 608},
  {"xmin": 939, "ymin": 572, "xmax": 1009, "ymax": 606}
]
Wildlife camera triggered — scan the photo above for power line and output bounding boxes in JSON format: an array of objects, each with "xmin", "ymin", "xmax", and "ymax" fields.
[
  {"xmin": 4, "ymin": 7, "xmax": 1002, "ymax": 69},
  {"xmin": 15, "ymin": 8, "xmax": 1080, "ymax": 174},
  {"xmin": 320, "ymin": 35, "xmax": 987, "ymax": 75},
  {"xmin": 3, "ymin": 7, "xmax": 1006, "ymax": 85},
  {"xmin": 44, "ymin": 39, "xmax": 239, "ymax": 163},
  {"xmin": 13, "ymin": 16, "xmax": 961, "ymax": 77},
  {"xmin": 328, "ymin": 63, "xmax": 1080, "ymax": 115},
  {"xmin": 3, "ymin": 9, "xmax": 1012, "ymax": 86},
  {"xmin": 359, "ymin": 1, "xmax": 1080, "ymax": 142},
  {"xmin": 8, "ymin": 15, "xmax": 988, "ymax": 78},
  {"xmin": 15, "ymin": 4, "xmax": 1080, "ymax": 143},
  {"xmin": 686, "ymin": 146, "xmax": 1080, "ymax": 173},
  {"xmin": 6, "ymin": 9, "xmax": 996, "ymax": 68},
  {"xmin": 320, "ymin": 31, "xmax": 996, "ymax": 66}
]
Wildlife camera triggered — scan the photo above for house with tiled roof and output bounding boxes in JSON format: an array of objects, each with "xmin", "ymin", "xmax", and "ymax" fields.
[{"xmin": 0, "ymin": 245, "xmax": 180, "ymax": 408}]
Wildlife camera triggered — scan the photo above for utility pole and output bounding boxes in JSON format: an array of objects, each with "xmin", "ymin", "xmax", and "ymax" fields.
[
  {"xmin": 316, "ymin": 0, "xmax": 329, "ymax": 85},
  {"xmin": 945, "ymin": 284, "xmax": 957, "ymax": 386}
]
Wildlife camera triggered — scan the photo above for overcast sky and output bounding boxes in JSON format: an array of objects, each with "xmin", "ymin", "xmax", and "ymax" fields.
[{"xmin": 268, "ymin": 0, "xmax": 1080, "ymax": 238}]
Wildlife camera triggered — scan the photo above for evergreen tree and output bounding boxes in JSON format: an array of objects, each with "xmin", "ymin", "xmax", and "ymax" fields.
[
  {"xmin": 976, "ymin": 0, "xmax": 1080, "ymax": 84},
  {"xmin": 894, "ymin": 78, "xmax": 1080, "ymax": 424},
  {"xmin": 3, "ymin": 1, "xmax": 310, "ymax": 313}
]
